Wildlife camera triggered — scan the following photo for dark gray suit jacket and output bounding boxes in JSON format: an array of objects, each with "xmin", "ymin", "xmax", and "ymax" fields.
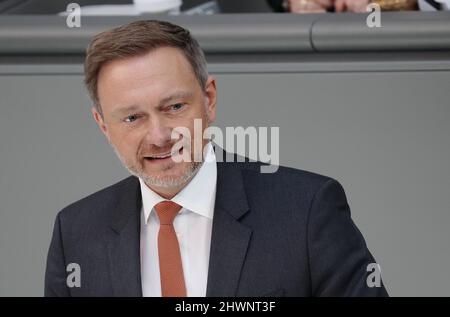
[{"xmin": 45, "ymin": 151, "xmax": 388, "ymax": 297}]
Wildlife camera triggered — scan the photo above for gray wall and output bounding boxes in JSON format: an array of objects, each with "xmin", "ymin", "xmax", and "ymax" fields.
[{"xmin": 1, "ymin": 13, "xmax": 450, "ymax": 297}]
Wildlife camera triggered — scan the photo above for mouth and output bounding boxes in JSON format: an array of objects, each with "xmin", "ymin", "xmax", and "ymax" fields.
[{"xmin": 144, "ymin": 147, "xmax": 183, "ymax": 163}]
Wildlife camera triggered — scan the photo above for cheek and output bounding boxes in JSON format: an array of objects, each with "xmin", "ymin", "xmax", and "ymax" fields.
[{"xmin": 110, "ymin": 129, "xmax": 142, "ymax": 156}]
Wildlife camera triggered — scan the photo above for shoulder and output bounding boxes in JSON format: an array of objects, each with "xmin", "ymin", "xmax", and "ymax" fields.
[
  {"xmin": 217, "ymin": 148, "xmax": 335, "ymax": 191},
  {"xmin": 237, "ymin": 159, "xmax": 338, "ymax": 197},
  {"xmin": 219, "ymin": 157, "xmax": 350, "ymax": 238},
  {"xmin": 56, "ymin": 176, "xmax": 139, "ymax": 225},
  {"xmin": 221, "ymin": 156, "xmax": 345, "ymax": 211}
]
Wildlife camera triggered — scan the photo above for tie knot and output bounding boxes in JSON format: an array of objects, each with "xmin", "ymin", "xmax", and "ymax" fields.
[{"xmin": 154, "ymin": 200, "xmax": 182, "ymax": 225}]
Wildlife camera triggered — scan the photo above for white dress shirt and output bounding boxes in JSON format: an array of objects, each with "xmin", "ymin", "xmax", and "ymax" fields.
[{"xmin": 139, "ymin": 142, "xmax": 217, "ymax": 297}]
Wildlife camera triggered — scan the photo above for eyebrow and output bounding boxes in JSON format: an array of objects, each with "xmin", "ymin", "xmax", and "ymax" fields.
[
  {"xmin": 159, "ymin": 90, "xmax": 194, "ymax": 107},
  {"xmin": 111, "ymin": 90, "xmax": 194, "ymax": 117}
]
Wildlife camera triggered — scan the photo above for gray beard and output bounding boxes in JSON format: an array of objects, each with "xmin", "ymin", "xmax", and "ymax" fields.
[
  {"xmin": 112, "ymin": 144, "xmax": 203, "ymax": 188},
  {"xmin": 129, "ymin": 161, "xmax": 202, "ymax": 188}
]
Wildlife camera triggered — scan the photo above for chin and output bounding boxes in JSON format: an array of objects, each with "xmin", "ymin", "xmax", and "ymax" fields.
[{"xmin": 141, "ymin": 162, "xmax": 201, "ymax": 188}]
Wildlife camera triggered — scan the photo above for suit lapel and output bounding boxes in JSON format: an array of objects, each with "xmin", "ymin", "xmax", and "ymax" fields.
[
  {"xmin": 107, "ymin": 176, "xmax": 143, "ymax": 297},
  {"xmin": 206, "ymin": 153, "xmax": 252, "ymax": 296}
]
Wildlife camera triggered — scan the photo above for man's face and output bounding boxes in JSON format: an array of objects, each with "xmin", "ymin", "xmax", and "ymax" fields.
[{"xmin": 92, "ymin": 46, "xmax": 216, "ymax": 196}]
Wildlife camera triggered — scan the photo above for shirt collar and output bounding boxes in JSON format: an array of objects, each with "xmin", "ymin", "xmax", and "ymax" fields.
[{"xmin": 139, "ymin": 142, "xmax": 217, "ymax": 224}]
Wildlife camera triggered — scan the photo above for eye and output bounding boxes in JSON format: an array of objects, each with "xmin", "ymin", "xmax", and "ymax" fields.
[
  {"xmin": 169, "ymin": 103, "xmax": 185, "ymax": 112},
  {"xmin": 124, "ymin": 114, "xmax": 141, "ymax": 123}
]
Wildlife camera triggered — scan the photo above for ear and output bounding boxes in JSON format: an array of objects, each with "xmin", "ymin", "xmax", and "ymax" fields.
[
  {"xmin": 204, "ymin": 76, "xmax": 217, "ymax": 124},
  {"xmin": 91, "ymin": 106, "xmax": 110, "ymax": 142}
]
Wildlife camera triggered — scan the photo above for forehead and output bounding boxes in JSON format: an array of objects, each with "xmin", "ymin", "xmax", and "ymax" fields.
[{"xmin": 97, "ymin": 46, "xmax": 199, "ymax": 107}]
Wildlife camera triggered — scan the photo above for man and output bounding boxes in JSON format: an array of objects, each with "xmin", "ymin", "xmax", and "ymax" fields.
[{"xmin": 45, "ymin": 20, "xmax": 388, "ymax": 297}]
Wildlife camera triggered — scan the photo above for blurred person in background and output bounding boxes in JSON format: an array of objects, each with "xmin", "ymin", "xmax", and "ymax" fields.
[{"xmin": 267, "ymin": 0, "xmax": 419, "ymax": 13}]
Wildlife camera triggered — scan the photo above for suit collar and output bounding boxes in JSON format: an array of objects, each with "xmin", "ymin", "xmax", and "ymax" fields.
[
  {"xmin": 212, "ymin": 145, "xmax": 250, "ymax": 219},
  {"xmin": 206, "ymin": 147, "xmax": 253, "ymax": 296},
  {"xmin": 109, "ymin": 176, "xmax": 142, "ymax": 234},
  {"xmin": 107, "ymin": 176, "xmax": 143, "ymax": 296}
]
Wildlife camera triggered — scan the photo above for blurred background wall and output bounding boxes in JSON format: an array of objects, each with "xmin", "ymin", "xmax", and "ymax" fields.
[{"xmin": 0, "ymin": 11, "xmax": 450, "ymax": 296}]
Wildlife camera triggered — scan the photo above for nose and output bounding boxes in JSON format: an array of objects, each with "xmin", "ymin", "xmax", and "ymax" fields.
[{"xmin": 144, "ymin": 116, "xmax": 172, "ymax": 147}]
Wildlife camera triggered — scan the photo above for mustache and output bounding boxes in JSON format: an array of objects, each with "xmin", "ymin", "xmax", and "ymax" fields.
[
  {"xmin": 141, "ymin": 145, "xmax": 175, "ymax": 157},
  {"xmin": 139, "ymin": 134, "xmax": 191, "ymax": 157},
  {"xmin": 140, "ymin": 141, "xmax": 188, "ymax": 157}
]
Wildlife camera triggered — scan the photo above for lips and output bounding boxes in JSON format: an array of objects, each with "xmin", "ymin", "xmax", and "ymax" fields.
[{"xmin": 146, "ymin": 152, "xmax": 171, "ymax": 159}]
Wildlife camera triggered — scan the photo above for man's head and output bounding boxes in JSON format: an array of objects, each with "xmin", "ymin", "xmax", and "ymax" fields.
[{"xmin": 84, "ymin": 20, "xmax": 217, "ymax": 198}]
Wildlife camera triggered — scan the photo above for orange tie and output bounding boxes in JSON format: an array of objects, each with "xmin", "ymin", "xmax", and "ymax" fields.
[{"xmin": 154, "ymin": 200, "xmax": 187, "ymax": 297}]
